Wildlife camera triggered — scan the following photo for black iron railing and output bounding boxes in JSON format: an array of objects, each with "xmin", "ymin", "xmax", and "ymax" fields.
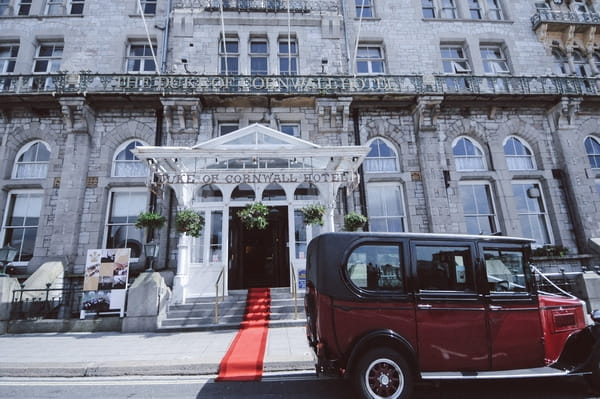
[
  {"xmin": 533, "ymin": 270, "xmax": 584, "ymax": 298},
  {"xmin": 10, "ymin": 284, "xmax": 83, "ymax": 320},
  {"xmin": 1, "ymin": 73, "xmax": 599, "ymax": 96},
  {"xmin": 532, "ymin": 10, "xmax": 600, "ymax": 29}
]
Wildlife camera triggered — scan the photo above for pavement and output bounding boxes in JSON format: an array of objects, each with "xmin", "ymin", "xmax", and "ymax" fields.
[{"xmin": 0, "ymin": 326, "xmax": 315, "ymax": 378}]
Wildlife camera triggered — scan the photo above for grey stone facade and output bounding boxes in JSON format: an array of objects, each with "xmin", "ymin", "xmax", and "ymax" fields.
[{"xmin": 1, "ymin": 0, "xmax": 600, "ymax": 282}]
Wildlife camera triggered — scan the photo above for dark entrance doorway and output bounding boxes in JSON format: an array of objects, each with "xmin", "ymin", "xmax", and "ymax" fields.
[{"xmin": 229, "ymin": 206, "xmax": 289, "ymax": 289}]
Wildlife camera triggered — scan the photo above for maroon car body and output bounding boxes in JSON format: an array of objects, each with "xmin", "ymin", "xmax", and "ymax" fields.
[{"xmin": 305, "ymin": 232, "xmax": 600, "ymax": 399}]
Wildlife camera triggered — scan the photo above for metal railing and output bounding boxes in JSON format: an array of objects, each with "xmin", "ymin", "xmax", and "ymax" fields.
[
  {"xmin": 10, "ymin": 283, "xmax": 83, "ymax": 320},
  {"xmin": 174, "ymin": 0, "xmax": 338, "ymax": 12},
  {"xmin": 214, "ymin": 266, "xmax": 225, "ymax": 323},
  {"xmin": 532, "ymin": 10, "xmax": 600, "ymax": 29},
  {"xmin": 1, "ymin": 73, "xmax": 598, "ymax": 97},
  {"xmin": 289, "ymin": 262, "xmax": 298, "ymax": 319}
]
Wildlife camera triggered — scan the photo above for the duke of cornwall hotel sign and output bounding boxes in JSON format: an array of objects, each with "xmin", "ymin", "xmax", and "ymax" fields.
[{"xmin": 153, "ymin": 171, "xmax": 357, "ymax": 185}]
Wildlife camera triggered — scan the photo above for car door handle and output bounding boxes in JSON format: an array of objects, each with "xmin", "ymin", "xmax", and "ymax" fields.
[
  {"xmin": 489, "ymin": 305, "xmax": 503, "ymax": 311},
  {"xmin": 418, "ymin": 304, "xmax": 432, "ymax": 309}
]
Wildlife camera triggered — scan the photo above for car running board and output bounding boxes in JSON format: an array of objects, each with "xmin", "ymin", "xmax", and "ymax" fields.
[{"xmin": 421, "ymin": 367, "xmax": 586, "ymax": 380}]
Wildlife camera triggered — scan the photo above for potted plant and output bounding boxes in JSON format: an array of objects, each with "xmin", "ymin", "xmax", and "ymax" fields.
[
  {"xmin": 237, "ymin": 202, "xmax": 269, "ymax": 230},
  {"xmin": 344, "ymin": 212, "xmax": 368, "ymax": 231},
  {"xmin": 175, "ymin": 209, "xmax": 205, "ymax": 237},
  {"xmin": 301, "ymin": 204, "xmax": 326, "ymax": 226},
  {"xmin": 134, "ymin": 211, "xmax": 166, "ymax": 231}
]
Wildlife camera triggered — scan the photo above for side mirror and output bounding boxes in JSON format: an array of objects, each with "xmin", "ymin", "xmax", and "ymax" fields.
[{"xmin": 592, "ymin": 309, "xmax": 600, "ymax": 324}]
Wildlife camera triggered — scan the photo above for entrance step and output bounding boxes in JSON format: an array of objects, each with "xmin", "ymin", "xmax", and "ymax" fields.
[{"xmin": 157, "ymin": 287, "xmax": 306, "ymax": 332}]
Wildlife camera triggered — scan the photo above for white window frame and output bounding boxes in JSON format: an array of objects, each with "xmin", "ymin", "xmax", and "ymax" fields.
[
  {"xmin": 453, "ymin": 136, "xmax": 487, "ymax": 171},
  {"xmin": 0, "ymin": 43, "xmax": 18, "ymax": 91},
  {"xmin": 280, "ymin": 122, "xmax": 301, "ymax": 137},
  {"xmin": 364, "ymin": 137, "xmax": 399, "ymax": 173},
  {"xmin": 511, "ymin": 180, "xmax": 553, "ymax": 247},
  {"xmin": 293, "ymin": 208, "xmax": 321, "ymax": 259},
  {"xmin": 126, "ymin": 42, "xmax": 157, "ymax": 73},
  {"xmin": 421, "ymin": 0, "xmax": 436, "ymax": 18},
  {"xmin": 219, "ymin": 36, "xmax": 239, "ymax": 75},
  {"xmin": 190, "ymin": 209, "xmax": 223, "ymax": 264},
  {"xmin": 585, "ymin": 136, "xmax": 600, "ymax": 169},
  {"xmin": 17, "ymin": 0, "xmax": 31, "ymax": 15},
  {"xmin": 572, "ymin": 49, "xmax": 591, "ymax": 77},
  {"xmin": 278, "ymin": 38, "xmax": 298, "ymax": 75},
  {"xmin": 486, "ymin": 0, "xmax": 504, "ymax": 20},
  {"xmin": 366, "ymin": 183, "xmax": 406, "ymax": 232},
  {"xmin": 218, "ymin": 122, "xmax": 239, "ymax": 136},
  {"xmin": 504, "ymin": 136, "xmax": 536, "ymax": 171},
  {"xmin": 12, "ymin": 140, "xmax": 51, "ymax": 179},
  {"xmin": 139, "ymin": 0, "xmax": 156, "ymax": 15},
  {"xmin": 356, "ymin": 44, "xmax": 385, "ymax": 75},
  {"xmin": 1, "ymin": 190, "xmax": 43, "ymax": 264},
  {"xmin": 441, "ymin": 0, "xmax": 457, "ymax": 18},
  {"xmin": 355, "ymin": 0, "xmax": 374, "ymax": 18},
  {"xmin": 249, "ymin": 38, "xmax": 269, "ymax": 76},
  {"xmin": 0, "ymin": 0, "xmax": 11, "ymax": 16},
  {"xmin": 44, "ymin": 0, "xmax": 64, "ymax": 15},
  {"xmin": 103, "ymin": 188, "xmax": 148, "ymax": 261},
  {"xmin": 32, "ymin": 42, "xmax": 63, "ymax": 90},
  {"xmin": 480, "ymin": 45, "xmax": 510, "ymax": 74},
  {"xmin": 468, "ymin": 0, "xmax": 483, "ymax": 19},
  {"xmin": 458, "ymin": 181, "xmax": 499, "ymax": 235},
  {"xmin": 595, "ymin": 179, "xmax": 600, "ymax": 196},
  {"xmin": 552, "ymin": 48, "xmax": 570, "ymax": 75},
  {"xmin": 111, "ymin": 140, "xmax": 149, "ymax": 178}
]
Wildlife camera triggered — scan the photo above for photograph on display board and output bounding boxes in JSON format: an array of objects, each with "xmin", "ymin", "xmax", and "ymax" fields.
[
  {"xmin": 81, "ymin": 290, "xmax": 111, "ymax": 313},
  {"xmin": 82, "ymin": 248, "xmax": 130, "ymax": 313}
]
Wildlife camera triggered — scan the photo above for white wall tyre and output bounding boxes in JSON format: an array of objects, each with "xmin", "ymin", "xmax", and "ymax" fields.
[{"xmin": 354, "ymin": 348, "xmax": 414, "ymax": 399}]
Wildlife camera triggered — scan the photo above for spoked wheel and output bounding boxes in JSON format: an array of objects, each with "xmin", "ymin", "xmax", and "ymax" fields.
[{"xmin": 354, "ymin": 348, "xmax": 414, "ymax": 399}]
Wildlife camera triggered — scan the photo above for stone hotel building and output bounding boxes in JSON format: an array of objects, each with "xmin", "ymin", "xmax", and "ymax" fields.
[{"xmin": 1, "ymin": 0, "xmax": 600, "ymax": 303}]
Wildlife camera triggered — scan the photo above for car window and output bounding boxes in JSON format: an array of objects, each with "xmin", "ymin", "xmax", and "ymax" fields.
[
  {"xmin": 416, "ymin": 245, "xmax": 474, "ymax": 292},
  {"xmin": 484, "ymin": 249, "xmax": 528, "ymax": 293},
  {"xmin": 346, "ymin": 244, "xmax": 404, "ymax": 291}
]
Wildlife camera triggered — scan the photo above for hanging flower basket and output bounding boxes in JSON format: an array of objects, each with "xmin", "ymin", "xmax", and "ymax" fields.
[
  {"xmin": 175, "ymin": 209, "xmax": 205, "ymax": 238},
  {"xmin": 301, "ymin": 204, "xmax": 326, "ymax": 226},
  {"xmin": 134, "ymin": 211, "xmax": 166, "ymax": 231},
  {"xmin": 344, "ymin": 212, "xmax": 368, "ymax": 231},
  {"xmin": 237, "ymin": 202, "xmax": 270, "ymax": 230}
]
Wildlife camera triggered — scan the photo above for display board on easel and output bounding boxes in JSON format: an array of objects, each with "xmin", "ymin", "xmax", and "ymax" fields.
[{"xmin": 80, "ymin": 248, "xmax": 130, "ymax": 319}]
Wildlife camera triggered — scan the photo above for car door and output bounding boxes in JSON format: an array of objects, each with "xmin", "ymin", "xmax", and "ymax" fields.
[
  {"xmin": 481, "ymin": 243, "xmax": 545, "ymax": 370},
  {"xmin": 413, "ymin": 241, "xmax": 489, "ymax": 371}
]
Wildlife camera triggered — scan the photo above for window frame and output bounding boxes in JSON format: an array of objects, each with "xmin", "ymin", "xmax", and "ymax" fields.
[
  {"xmin": 458, "ymin": 181, "xmax": 499, "ymax": 235},
  {"xmin": 249, "ymin": 38, "xmax": 269, "ymax": 76},
  {"xmin": 280, "ymin": 122, "xmax": 301, "ymax": 137},
  {"xmin": 0, "ymin": 42, "xmax": 18, "ymax": 91},
  {"xmin": 0, "ymin": 190, "xmax": 44, "ymax": 264},
  {"xmin": 278, "ymin": 38, "xmax": 298, "ymax": 76},
  {"xmin": 452, "ymin": 136, "xmax": 487, "ymax": 171},
  {"xmin": 504, "ymin": 136, "xmax": 536, "ymax": 171},
  {"xmin": 138, "ymin": 0, "xmax": 156, "ymax": 15},
  {"xmin": 17, "ymin": 0, "xmax": 32, "ymax": 15},
  {"xmin": 111, "ymin": 140, "xmax": 149, "ymax": 178},
  {"xmin": 364, "ymin": 137, "xmax": 399, "ymax": 173},
  {"xmin": 356, "ymin": 44, "xmax": 385, "ymax": 75},
  {"xmin": 468, "ymin": 0, "xmax": 483, "ymax": 19},
  {"xmin": 585, "ymin": 136, "xmax": 600, "ymax": 170},
  {"xmin": 219, "ymin": 36, "xmax": 239, "ymax": 75},
  {"xmin": 511, "ymin": 180, "xmax": 553, "ymax": 247},
  {"xmin": 103, "ymin": 188, "xmax": 149, "ymax": 260},
  {"xmin": 552, "ymin": 48, "xmax": 569, "ymax": 75},
  {"xmin": 12, "ymin": 140, "xmax": 51, "ymax": 179},
  {"xmin": 421, "ymin": 0, "xmax": 436, "ymax": 18},
  {"xmin": 0, "ymin": 0, "xmax": 11, "ymax": 16},
  {"xmin": 355, "ymin": 0, "xmax": 374, "ymax": 18},
  {"xmin": 366, "ymin": 183, "xmax": 407, "ymax": 233},
  {"xmin": 485, "ymin": 0, "xmax": 504, "ymax": 20},
  {"xmin": 125, "ymin": 41, "xmax": 157, "ymax": 73},
  {"xmin": 218, "ymin": 122, "xmax": 239, "ymax": 136}
]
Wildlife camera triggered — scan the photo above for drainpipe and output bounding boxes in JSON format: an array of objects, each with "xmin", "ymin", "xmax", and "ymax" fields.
[
  {"xmin": 161, "ymin": 0, "xmax": 173, "ymax": 74},
  {"xmin": 339, "ymin": 0, "xmax": 352, "ymax": 73},
  {"xmin": 353, "ymin": 107, "xmax": 368, "ymax": 228}
]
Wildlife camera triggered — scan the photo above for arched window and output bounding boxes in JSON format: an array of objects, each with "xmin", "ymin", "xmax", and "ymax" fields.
[
  {"xmin": 504, "ymin": 136, "xmax": 536, "ymax": 170},
  {"xmin": 364, "ymin": 138, "xmax": 398, "ymax": 173},
  {"xmin": 552, "ymin": 49, "xmax": 569, "ymax": 75},
  {"xmin": 231, "ymin": 184, "xmax": 255, "ymax": 201},
  {"xmin": 572, "ymin": 50, "xmax": 590, "ymax": 77},
  {"xmin": 453, "ymin": 137, "xmax": 486, "ymax": 171},
  {"xmin": 112, "ymin": 140, "xmax": 148, "ymax": 177},
  {"xmin": 262, "ymin": 183, "xmax": 286, "ymax": 201},
  {"xmin": 585, "ymin": 136, "xmax": 600, "ymax": 169},
  {"xmin": 294, "ymin": 183, "xmax": 319, "ymax": 200},
  {"xmin": 13, "ymin": 141, "xmax": 50, "ymax": 179},
  {"xmin": 197, "ymin": 184, "xmax": 223, "ymax": 202}
]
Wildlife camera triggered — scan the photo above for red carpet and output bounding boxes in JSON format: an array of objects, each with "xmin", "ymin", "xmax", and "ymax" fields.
[{"xmin": 216, "ymin": 288, "xmax": 271, "ymax": 381}]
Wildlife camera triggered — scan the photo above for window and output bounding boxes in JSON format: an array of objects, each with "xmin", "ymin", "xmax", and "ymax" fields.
[
  {"xmin": 231, "ymin": 183, "xmax": 255, "ymax": 201},
  {"xmin": 453, "ymin": 137, "xmax": 486, "ymax": 171},
  {"xmin": 112, "ymin": 140, "xmax": 148, "ymax": 177},
  {"xmin": 105, "ymin": 190, "xmax": 147, "ymax": 258},
  {"xmin": 13, "ymin": 141, "xmax": 50, "ymax": 179},
  {"xmin": 585, "ymin": 136, "xmax": 600, "ymax": 169},
  {"xmin": 422, "ymin": 0, "xmax": 436, "ymax": 18},
  {"xmin": 17, "ymin": 0, "xmax": 31, "ymax": 15},
  {"xmin": 365, "ymin": 138, "xmax": 398, "ymax": 173},
  {"xmin": 512, "ymin": 182, "xmax": 552, "ymax": 246},
  {"xmin": 197, "ymin": 184, "xmax": 223, "ymax": 202},
  {"xmin": 250, "ymin": 39, "xmax": 268, "ymax": 75},
  {"xmin": 294, "ymin": 183, "xmax": 319, "ymax": 200},
  {"xmin": 44, "ymin": 0, "xmax": 84, "ymax": 15},
  {"xmin": 0, "ymin": 0, "xmax": 10, "ymax": 16},
  {"xmin": 356, "ymin": 45, "xmax": 385, "ymax": 74},
  {"xmin": 441, "ymin": 45, "xmax": 471, "ymax": 90},
  {"xmin": 468, "ymin": 0, "xmax": 482, "ymax": 19},
  {"xmin": 480, "ymin": 45, "xmax": 510, "ymax": 91},
  {"xmin": 280, "ymin": 123, "xmax": 300, "ymax": 137},
  {"xmin": 366, "ymin": 184, "xmax": 406, "ymax": 232},
  {"xmin": 218, "ymin": 122, "xmax": 239, "ymax": 136},
  {"xmin": 346, "ymin": 244, "xmax": 404, "ymax": 291},
  {"xmin": 552, "ymin": 49, "xmax": 569, "ymax": 75},
  {"xmin": 0, "ymin": 43, "xmax": 18, "ymax": 91},
  {"xmin": 459, "ymin": 182, "xmax": 497, "ymax": 235},
  {"xmin": 504, "ymin": 136, "xmax": 535, "ymax": 170},
  {"xmin": 32, "ymin": 42, "xmax": 63, "ymax": 90},
  {"xmin": 190, "ymin": 210, "xmax": 223, "ymax": 263},
  {"xmin": 126, "ymin": 43, "xmax": 157, "ymax": 73},
  {"xmin": 441, "ymin": 0, "xmax": 457, "ymax": 18},
  {"xmin": 1, "ymin": 192, "xmax": 42, "ymax": 262},
  {"xmin": 486, "ymin": 0, "xmax": 503, "ymax": 20},
  {"xmin": 262, "ymin": 183, "xmax": 286, "ymax": 201},
  {"xmin": 219, "ymin": 37, "xmax": 239, "ymax": 75},
  {"xmin": 139, "ymin": 0, "xmax": 156, "ymax": 14},
  {"xmin": 294, "ymin": 209, "xmax": 320, "ymax": 259},
  {"xmin": 416, "ymin": 245, "xmax": 474, "ymax": 292},
  {"xmin": 278, "ymin": 38, "xmax": 297, "ymax": 75},
  {"xmin": 69, "ymin": 0, "xmax": 84, "ymax": 14},
  {"xmin": 596, "ymin": 180, "xmax": 600, "ymax": 196},
  {"xmin": 484, "ymin": 248, "xmax": 529, "ymax": 293},
  {"xmin": 355, "ymin": 0, "xmax": 373, "ymax": 17},
  {"xmin": 572, "ymin": 50, "xmax": 591, "ymax": 77}
]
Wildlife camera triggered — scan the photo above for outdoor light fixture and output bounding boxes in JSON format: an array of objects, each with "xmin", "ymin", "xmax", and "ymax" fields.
[
  {"xmin": 0, "ymin": 245, "xmax": 18, "ymax": 277},
  {"xmin": 143, "ymin": 241, "xmax": 159, "ymax": 272}
]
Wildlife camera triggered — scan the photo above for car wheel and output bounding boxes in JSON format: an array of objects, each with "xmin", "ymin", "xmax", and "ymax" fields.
[{"xmin": 354, "ymin": 347, "xmax": 414, "ymax": 399}]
